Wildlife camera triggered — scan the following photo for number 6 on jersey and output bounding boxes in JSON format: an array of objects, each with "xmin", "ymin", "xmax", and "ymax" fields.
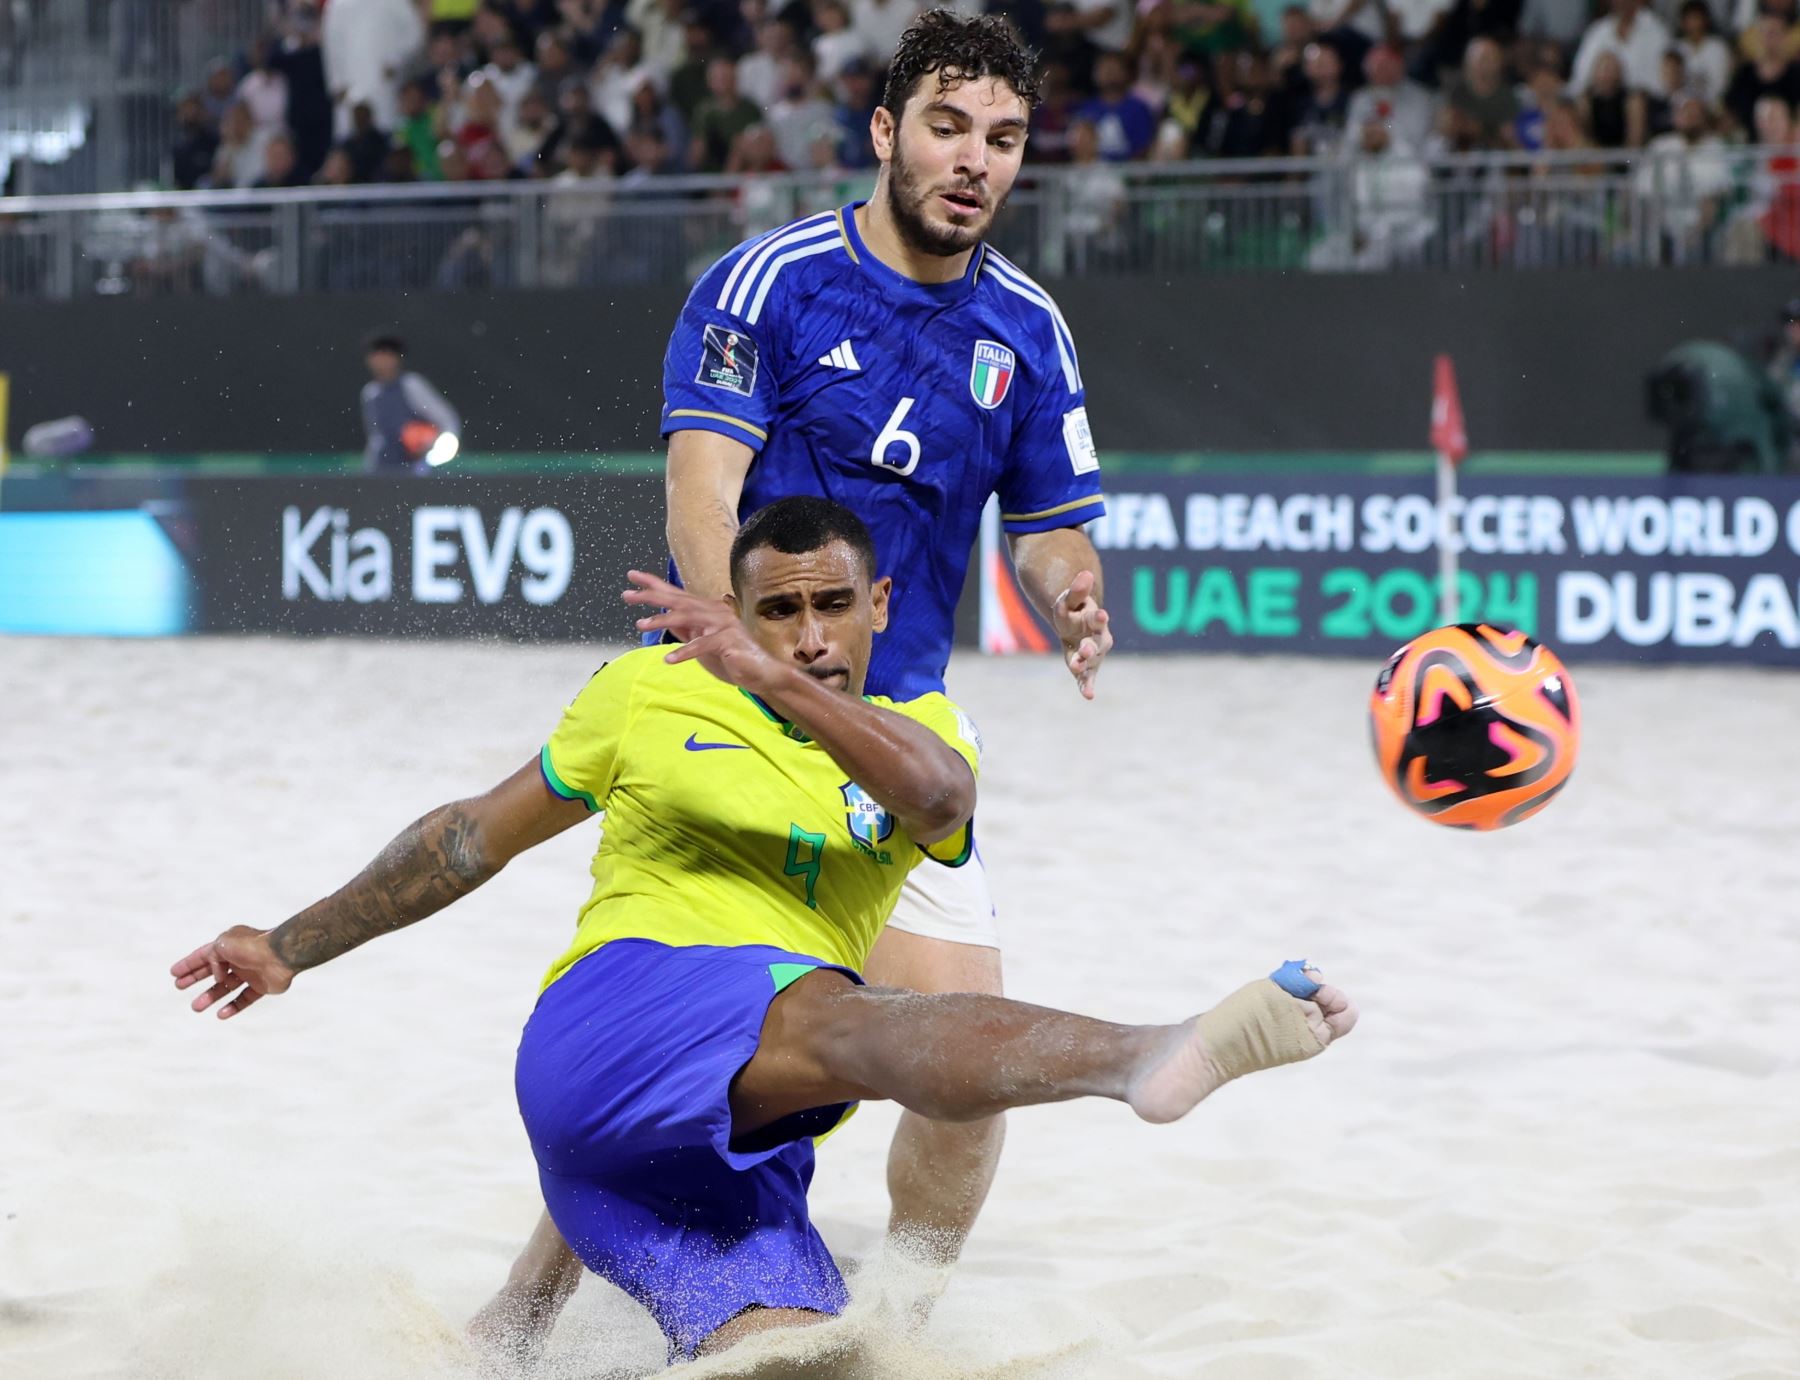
[{"xmin": 871, "ymin": 397, "xmax": 922, "ymax": 477}]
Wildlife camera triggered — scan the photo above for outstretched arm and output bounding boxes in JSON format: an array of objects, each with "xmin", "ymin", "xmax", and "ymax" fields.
[
  {"xmin": 1008, "ymin": 525, "xmax": 1113, "ymax": 700},
  {"xmin": 171, "ymin": 758, "xmax": 591, "ymax": 1018},
  {"xmin": 748, "ymin": 658, "xmax": 974, "ymax": 845},
  {"xmin": 626, "ymin": 572, "xmax": 975, "ymax": 845}
]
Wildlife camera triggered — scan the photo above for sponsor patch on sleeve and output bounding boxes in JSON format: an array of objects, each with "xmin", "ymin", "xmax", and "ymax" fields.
[
  {"xmin": 951, "ymin": 705, "xmax": 985, "ymax": 765},
  {"xmin": 1061, "ymin": 406, "xmax": 1098, "ymax": 475},
  {"xmin": 697, "ymin": 324, "xmax": 759, "ymax": 397}
]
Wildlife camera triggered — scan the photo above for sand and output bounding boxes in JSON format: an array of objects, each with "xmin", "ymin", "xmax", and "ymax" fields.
[{"xmin": 2, "ymin": 636, "xmax": 1797, "ymax": 1380}]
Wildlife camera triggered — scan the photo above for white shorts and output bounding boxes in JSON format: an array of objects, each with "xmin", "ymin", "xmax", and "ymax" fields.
[{"xmin": 885, "ymin": 847, "xmax": 1000, "ymax": 949}]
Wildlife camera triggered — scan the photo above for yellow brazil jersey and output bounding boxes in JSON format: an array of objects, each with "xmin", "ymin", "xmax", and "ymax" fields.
[{"xmin": 537, "ymin": 647, "xmax": 980, "ymax": 989}]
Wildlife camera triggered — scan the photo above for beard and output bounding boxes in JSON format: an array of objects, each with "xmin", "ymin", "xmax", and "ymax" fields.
[{"xmin": 882, "ymin": 132, "xmax": 1002, "ymax": 258}]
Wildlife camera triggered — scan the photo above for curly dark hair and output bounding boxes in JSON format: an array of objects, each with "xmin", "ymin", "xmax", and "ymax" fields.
[{"xmin": 881, "ymin": 9, "xmax": 1041, "ymax": 117}]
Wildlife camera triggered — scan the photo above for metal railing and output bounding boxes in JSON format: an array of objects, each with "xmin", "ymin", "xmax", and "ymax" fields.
[
  {"xmin": 1, "ymin": 146, "xmax": 1795, "ymax": 299},
  {"xmin": 1, "ymin": 0, "xmax": 272, "ymax": 193}
]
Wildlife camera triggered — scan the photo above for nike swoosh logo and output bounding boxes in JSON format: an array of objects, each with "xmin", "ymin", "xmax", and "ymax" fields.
[{"xmin": 685, "ymin": 734, "xmax": 748, "ymax": 752}]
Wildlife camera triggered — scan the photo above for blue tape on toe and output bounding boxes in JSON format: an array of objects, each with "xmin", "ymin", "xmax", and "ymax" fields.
[{"xmin": 1269, "ymin": 960, "xmax": 1321, "ymax": 1000}]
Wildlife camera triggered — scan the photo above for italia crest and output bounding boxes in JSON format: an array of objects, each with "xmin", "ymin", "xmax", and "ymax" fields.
[
  {"xmin": 840, "ymin": 780, "xmax": 895, "ymax": 851},
  {"xmin": 969, "ymin": 340, "xmax": 1016, "ymax": 410}
]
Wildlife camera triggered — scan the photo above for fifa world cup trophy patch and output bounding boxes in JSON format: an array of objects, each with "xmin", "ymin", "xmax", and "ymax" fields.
[{"xmin": 698, "ymin": 324, "xmax": 759, "ymax": 397}]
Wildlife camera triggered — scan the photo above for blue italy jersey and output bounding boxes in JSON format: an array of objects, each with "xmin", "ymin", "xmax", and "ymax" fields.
[{"xmin": 659, "ymin": 202, "xmax": 1106, "ymax": 700}]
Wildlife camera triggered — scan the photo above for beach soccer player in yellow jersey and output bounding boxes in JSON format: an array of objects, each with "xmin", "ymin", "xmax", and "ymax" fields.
[
  {"xmin": 172, "ymin": 498, "xmax": 1357, "ymax": 1365},
  {"xmin": 482, "ymin": 8, "xmax": 1129, "ymax": 1350}
]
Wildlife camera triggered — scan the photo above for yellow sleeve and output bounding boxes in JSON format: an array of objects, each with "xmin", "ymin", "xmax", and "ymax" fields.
[
  {"xmin": 890, "ymin": 692, "xmax": 982, "ymax": 867},
  {"xmin": 540, "ymin": 651, "xmax": 650, "ymax": 812}
]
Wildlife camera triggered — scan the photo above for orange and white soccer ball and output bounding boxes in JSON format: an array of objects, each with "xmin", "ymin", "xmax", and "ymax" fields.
[{"xmin": 1369, "ymin": 623, "xmax": 1580, "ymax": 830}]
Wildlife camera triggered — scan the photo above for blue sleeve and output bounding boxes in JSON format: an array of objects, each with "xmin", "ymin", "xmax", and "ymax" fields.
[
  {"xmin": 996, "ymin": 320, "xmax": 1106, "ymax": 536},
  {"xmin": 660, "ymin": 244, "xmax": 784, "ymax": 453}
]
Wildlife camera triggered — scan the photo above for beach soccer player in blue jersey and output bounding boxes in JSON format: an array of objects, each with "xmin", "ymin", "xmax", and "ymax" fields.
[{"xmin": 473, "ymin": 8, "xmax": 1130, "ymax": 1351}]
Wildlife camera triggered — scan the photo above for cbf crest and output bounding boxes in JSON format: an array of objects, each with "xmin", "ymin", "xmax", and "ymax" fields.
[
  {"xmin": 840, "ymin": 780, "xmax": 895, "ymax": 860},
  {"xmin": 969, "ymin": 340, "xmax": 1016, "ymax": 410}
]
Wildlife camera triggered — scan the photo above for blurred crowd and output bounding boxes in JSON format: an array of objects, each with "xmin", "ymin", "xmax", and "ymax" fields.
[
  {"xmin": 159, "ymin": 0, "xmax": 1800, "ymax": 195},
  {"xmin": 6, "ymin": 0, "xmax": 1800, "ymax": 299}
]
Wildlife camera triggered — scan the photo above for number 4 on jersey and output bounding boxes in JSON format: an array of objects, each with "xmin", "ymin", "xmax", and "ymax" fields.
[
  {"xmin": 871, "ymin": 397, "xmax": 921, "ymax": 477},
  {"xmin": 784, "ymin": 824, "xmax": 826, "ymax": 908}
]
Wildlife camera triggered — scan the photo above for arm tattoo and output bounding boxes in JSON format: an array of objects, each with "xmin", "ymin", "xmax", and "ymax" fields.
[{"xmin": 268, "ymin": 802, "xmax": 498, "ymax": 972}]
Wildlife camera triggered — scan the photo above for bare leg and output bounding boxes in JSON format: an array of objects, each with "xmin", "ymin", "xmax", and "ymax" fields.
[
  {"xmin": 862, "ymin": 929, "xmax": 1006, "ymax": 1259},
  {"xmin": 732, "ymin": 967, "xmax": 1357, "ymax": 1136},
  {"xmin": 697, "ymin": 1307, "xmax": 832, "ymax": 1355},
  {"xmin": 465, "ymin": 1208, "xmax": 582, "ymax": 1368},
  {"xmin": 462, "ymin": 934, "xmax": 1006, "ymax": 1363},
  {"xmin": 693, "ymin": 1307, "xmax": 865, "ymax": 1379}
]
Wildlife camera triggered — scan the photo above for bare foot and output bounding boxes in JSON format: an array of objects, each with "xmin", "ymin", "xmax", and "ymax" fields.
[
  {"xmin": 467, "ymin": 1213, "xmax": 583, "ymax": 1374},
  {"xmin": 862, "ymin": 1231, "xmax": 956, "ymax": 1336},
  {"xmin": 1127, "ymin": 966, "xmax": 1357, "ymax": 1124},
  {"xmin": 466, "ymin": 1280, "xmax": 570, "ymax": 1376}
]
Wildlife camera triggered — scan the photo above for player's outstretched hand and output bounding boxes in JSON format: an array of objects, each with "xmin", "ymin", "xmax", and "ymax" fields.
[
  {"xmin": 622, "ymin": 569, "xmax": 736, "ymax": 644},
  {"xmin": 625, "ymin": 569, "xmax": 786, "ymax": 694},
  {"xmin": 1051, "ymin": 570, "xmax": 1113, "ymax": 701},
  {"xmin": 170, "ymin": 925, "xmax": 296, "ymax": 1020}
]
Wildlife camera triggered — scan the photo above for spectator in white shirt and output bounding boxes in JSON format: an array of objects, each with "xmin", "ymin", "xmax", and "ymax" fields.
[
  {"xmin": 321, "ymin": 0, "xmax": 425, "ymax": 136},
  {"xmin": 1639, "ymin": 90, "xmax": 1732, "ymax": 258},
  {"xmin": 1345, "ymin": 43, "xmax": 1438, "ymax": 152},
  {"xmin": 1060, "ymin": 118, "xmax": 1128, "ymax": 268},
  {"xmin": 851, "ymin": 0, "xmax": 922, "ymax": 60},
  {"xmin": 1572, "ymin": 0, "xmax": 1675, "ymax": 94},
  {"xmin": 738, "ymin": 18, "xmax": 797, "ymax": 110},
  {"xmin": 590, "ymin": 26, "xmax": 660, "ymax": 136},
  {"xmin": 812, "ymin": 0, "xmax": 870, "ymax": 82},
  {"xmin": 237, "ymin": 38, "xmax": 290, "ymax": 133},
  {"xmin": 1347, "ymin": 117, "xmax": 1434, "ymax": 269},
  {"xmin": 769, "ymin": 50, "xmax": 839, "ymax": 168},
  {"xmin": 210, "ymin": 101, "xmax": 271, "ymax": 189},
  {"xmin": 627, "ymin": 0, "xmax": 689, "ymax": 78},
  {"xmin": 481, "ymin": 36, "xmax": 539, "ymax": 127},
  {"xmin": 1676, "ymin": 0, "xmax": 1734, "ymax": 101}
]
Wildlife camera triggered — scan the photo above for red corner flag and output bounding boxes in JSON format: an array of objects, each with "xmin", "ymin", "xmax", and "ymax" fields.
[{"xmin": 1430, "ymin": 354, "xmax": 1468, "ymax": 467}]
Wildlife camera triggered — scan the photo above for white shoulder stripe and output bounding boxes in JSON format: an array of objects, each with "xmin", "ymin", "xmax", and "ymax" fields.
[
  {"xmin": 713, "ymin": 224, "xmax": 790, "ymax": 312},
  {"xmin": 986, "ymin": 256, "xmax": 1081, "ymax": 382},
  {"xmin": 984, "ymin": 250, "xmax": 1061, "ymax": 314},
  {"xmin": 725, "ymin": 216, "xmax": 840, "ymax": 317},
  {"xmin": 988, "ymin": 272, "xmax": 1079, "ymax": 394},
  {"xmin": 714, "ymin": 211, "xmax": 834, "ymax": 312},
  {"xmin": 746, "ymin": 238, "xmax": 846, "ymax": 325},
  {"xmin": 985, "ymin": 255, "xmax": 1083, "ymax": 390}
]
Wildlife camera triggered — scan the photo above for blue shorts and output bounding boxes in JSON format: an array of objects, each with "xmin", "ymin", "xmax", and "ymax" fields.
[{"xmin": 514, "ymin": 939, "xmax": 862, "ymax": 1359}]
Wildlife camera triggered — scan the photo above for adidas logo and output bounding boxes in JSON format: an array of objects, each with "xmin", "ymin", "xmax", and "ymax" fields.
[{"xmin": 818, "ymin": 340, "xmax": 862, "ymax": 371}]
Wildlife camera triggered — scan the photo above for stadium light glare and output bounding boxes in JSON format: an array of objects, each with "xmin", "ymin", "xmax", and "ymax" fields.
[{"xmin": 425, "ymin": 432, "xmax": 461, "ymax": 468}]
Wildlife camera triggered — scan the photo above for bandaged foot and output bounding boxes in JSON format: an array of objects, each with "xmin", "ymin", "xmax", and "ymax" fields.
[{"xmin": 1127, "ymin": 962, "xmax": 1358, "ymax": 1125}]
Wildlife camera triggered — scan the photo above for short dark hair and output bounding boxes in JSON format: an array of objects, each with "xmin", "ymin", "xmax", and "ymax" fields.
[
  {"xmin": 882, "ymin": 9, "xmax": 1040, "ymax": 117},
  {"xmin": 364, "ymin": 333, "xmax": 405, "ymax": 355},
  {"xmin": 730, "ymin": 497, "xmax": 878, "ymax": 592}
]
